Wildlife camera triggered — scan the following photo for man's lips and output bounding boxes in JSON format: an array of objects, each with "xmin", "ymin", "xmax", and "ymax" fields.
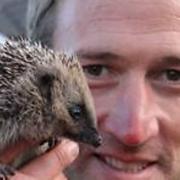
[
  {"xmin": 82, "ymin": 134, "xmax": 172, "ymax": 175},
  {"xmin": 94, "ymin": 153, "xmax": 158, "ymax": 173}
]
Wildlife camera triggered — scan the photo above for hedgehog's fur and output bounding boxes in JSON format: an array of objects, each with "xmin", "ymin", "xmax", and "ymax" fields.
[{"xmin": 0, "ymin": 38, "xmax": 101, "ymax": 178}]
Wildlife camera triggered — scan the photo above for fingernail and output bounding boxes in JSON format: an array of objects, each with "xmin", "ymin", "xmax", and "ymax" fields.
[{"xmin": 63, "ymin": 139, "xmax": 79, "ymax": 158}]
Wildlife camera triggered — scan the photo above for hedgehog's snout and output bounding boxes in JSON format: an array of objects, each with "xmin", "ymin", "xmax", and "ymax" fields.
[
  {"xmin": 79, "ymin": 127, "xmax": 102, "ymax": 147},
  {"xmin": 88, "ymin": 127, "xmax": 102, "ymax": 147},
  {"xmin": 91, "ymin": 132, "xmax": 102, "ymax": 147}
]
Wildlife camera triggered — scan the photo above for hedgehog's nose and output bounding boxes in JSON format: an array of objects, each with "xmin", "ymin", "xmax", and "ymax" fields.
[
  {"xmin": 92, "ymin": 134, "xmax": 102, "ymax": 147},
  {"xmin": 87, "ymin": 127, "xmax": 102, "ymax": 147}
]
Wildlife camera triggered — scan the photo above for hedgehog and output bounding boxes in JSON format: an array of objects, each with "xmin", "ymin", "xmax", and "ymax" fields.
[{"xmin": 0, "ymin": 38, "xmax": 102, "ymax": 179}]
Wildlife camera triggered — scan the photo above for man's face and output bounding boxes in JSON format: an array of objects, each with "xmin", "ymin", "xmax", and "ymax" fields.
[{"xmin": 54, "ymin": 0, "xmax": 180, "ymax": 179}]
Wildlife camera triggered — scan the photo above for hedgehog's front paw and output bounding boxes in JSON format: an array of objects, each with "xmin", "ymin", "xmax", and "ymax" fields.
[
  {"xmin": 0, "ymin": 164, "xmax": 15, "ymax": 180},
  {"xmin": 48, "ymin": 137, "xmax": 58, "ymax": 150}
]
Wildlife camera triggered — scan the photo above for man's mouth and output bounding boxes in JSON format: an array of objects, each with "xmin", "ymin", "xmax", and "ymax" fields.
[{"xmin": 95, "ymin": 154, "xmax": 157, "ymax": 173}]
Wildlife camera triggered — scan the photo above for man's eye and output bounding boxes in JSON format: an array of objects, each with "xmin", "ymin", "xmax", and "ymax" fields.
[
  {"xmin": 164, "ymin": 69, "xmax": 180, "ymax": 81},
  {"xmin": 82, "ymin": 64, "xmax": 118, "ymax": 88},
  {"xmin": 151, "ymin": 69, "xmax": 180, "ymax": 93},
  {"xmin": 83, "ymin": 65, "xmax": 108, "ymax": 77}
]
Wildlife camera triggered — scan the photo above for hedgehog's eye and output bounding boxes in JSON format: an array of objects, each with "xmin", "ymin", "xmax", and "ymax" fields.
[{"xmin": 69, "ymin": 105, "xmax": 82, "ymax": 121}]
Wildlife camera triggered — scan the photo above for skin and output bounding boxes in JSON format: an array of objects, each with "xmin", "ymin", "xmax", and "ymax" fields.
[
  {"xmin": 53, "ymin": 0, "xmax": 180, "ymax": 179},
  {"xmin": 0, "ymin": 139, "xmax": 79, "ymax": 180}
]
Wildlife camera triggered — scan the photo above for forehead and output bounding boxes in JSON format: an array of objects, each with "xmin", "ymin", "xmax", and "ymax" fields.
[
  {"xmin": 54, "ymin": 0, "xmax": 180, "ymax": 56},
  {"xmin": 60, "ymin": 0, "xmax": 180, "ymax": 29}
]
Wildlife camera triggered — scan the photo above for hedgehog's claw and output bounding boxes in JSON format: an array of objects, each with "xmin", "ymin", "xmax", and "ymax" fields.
[
  {"xmin": 48, "ymin": 137, "xmax": 58, "ymax": 150},
  {"xmin": 48, "ymin": 137, "xmax": 58, "ymax": 149},
  {"xmin": 0, "ymin": 164, "xmax": 15, "ymax": 180},
  {"xmin": 39, "ymin": 137, "xmax": 59, "ymax": 153}
]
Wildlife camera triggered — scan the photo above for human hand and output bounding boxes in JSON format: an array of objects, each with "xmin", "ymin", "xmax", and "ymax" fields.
[{"xmin": 8, "ymin": 139, "xmax": 79, "ymax": 180}]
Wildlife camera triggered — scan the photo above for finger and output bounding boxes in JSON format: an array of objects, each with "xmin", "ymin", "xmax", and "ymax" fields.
[
  {"xmin": 53, "ymin": 173, "xmax": 67, "ymax": 180},
  {"xmin": 10, "ymin": 171, "xmax": 35, "ymax": 180},
  {"xmin": 10, "ymin": 172, "xmax": 67, "ymax": 180},
  {"xmin": 20, "ymin": 139, "xmax": 79, "ymax": 179}
]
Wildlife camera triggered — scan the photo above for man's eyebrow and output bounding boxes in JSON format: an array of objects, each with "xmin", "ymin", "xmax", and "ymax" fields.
[
  {"xmin": 160, "ymin": 56, "xmax": 180, "ymax": 66},
  {"xmin": 150, "ymin": 56, "xmax": 180, "ymax": 71},
  {"xmin": 76, "ymin": 50, "xmax": 121, "ymax": 61}
]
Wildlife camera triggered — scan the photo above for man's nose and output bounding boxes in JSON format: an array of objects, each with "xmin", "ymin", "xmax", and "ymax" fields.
[{"xmin": 101, "ymin": 76, "xmax": 160, "ymax": 146}]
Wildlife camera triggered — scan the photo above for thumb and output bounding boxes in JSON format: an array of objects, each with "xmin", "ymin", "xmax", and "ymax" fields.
[{"xmin": 20, "ymin": 139, "xmax": 79, "ymax": 179}]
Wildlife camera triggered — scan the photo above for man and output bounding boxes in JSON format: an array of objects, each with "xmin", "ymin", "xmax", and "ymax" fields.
[{"xmin": 8, "ymin": 0, "xmax": 180, "ymax": 179}]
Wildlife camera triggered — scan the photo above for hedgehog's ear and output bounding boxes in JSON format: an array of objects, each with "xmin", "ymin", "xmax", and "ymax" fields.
[{"xmin": 36, "ymin": 69, "xmax": 55, "ymax": 103}]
